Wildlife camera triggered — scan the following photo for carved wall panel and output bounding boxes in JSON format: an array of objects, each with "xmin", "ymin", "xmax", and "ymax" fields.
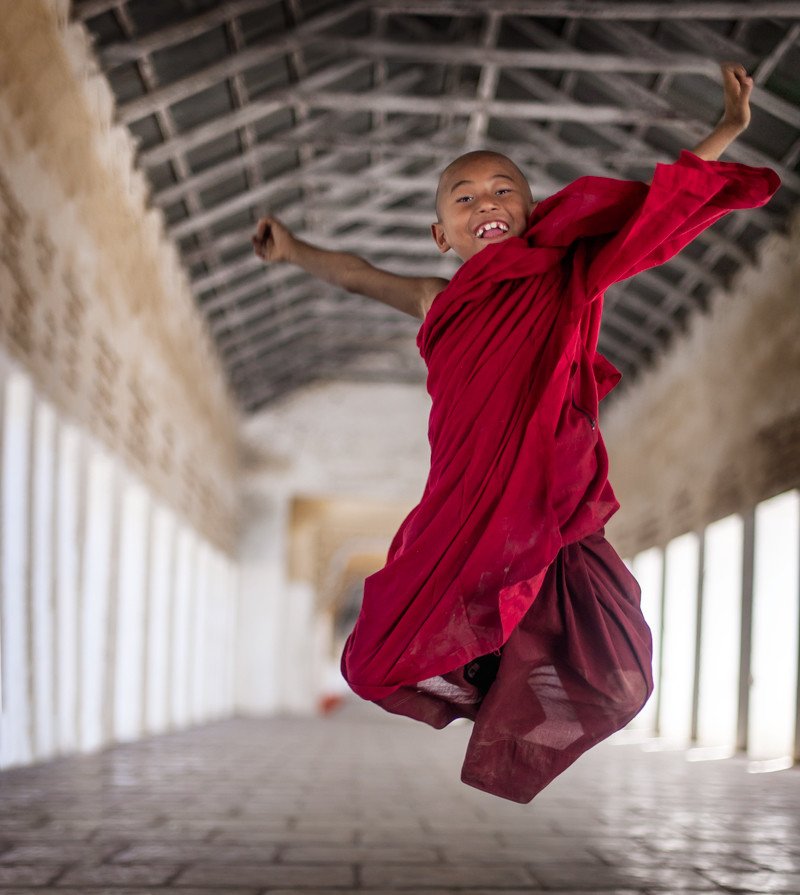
[{"xmin": 0, "ymin": 2, "xmax": 240, "ymax": 551}]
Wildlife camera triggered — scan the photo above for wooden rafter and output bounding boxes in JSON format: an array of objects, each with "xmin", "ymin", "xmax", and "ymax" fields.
[
  {"xmin": 72, "ymin": 0, "xmax": 800, "ymax": 410},
  {"xmin": 378, "ymin": 1, "xmax": 800, "ymax": 19},
  {"xmin": 97, "ymin": 0, "xmax": 284, "ymax": 65},
  {"xmin": 116, "ymin": 1, "xmax": 368, "ymax": 124}
]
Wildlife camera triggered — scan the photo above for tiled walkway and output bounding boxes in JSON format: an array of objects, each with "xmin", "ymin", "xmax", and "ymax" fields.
[{"xmin": 1, "ymin": 701, "xmax": 799, "ymax": 894}]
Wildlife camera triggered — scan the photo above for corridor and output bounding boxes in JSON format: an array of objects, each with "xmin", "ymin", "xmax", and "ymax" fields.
[
  {"xmin": 1, "ymin": 701, "xmax": 798, "ymax": 894},
  {"xmin": 2, "ymin": 3, "xmax": 800, "ymax": 894}
]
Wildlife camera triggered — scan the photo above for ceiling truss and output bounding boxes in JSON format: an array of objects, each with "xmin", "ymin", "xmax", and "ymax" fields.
[{"xmin": 73, "ymin": 0, "xmax": 800, "ymax": 411}]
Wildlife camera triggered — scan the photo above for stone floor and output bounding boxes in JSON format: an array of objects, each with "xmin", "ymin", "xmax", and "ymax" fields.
[{"xmin": 0, "ymin": 701, "xmax": 799, "ymax": 894}]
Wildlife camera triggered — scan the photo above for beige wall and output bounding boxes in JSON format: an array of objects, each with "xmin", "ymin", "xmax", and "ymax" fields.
[
  {"xmin": 0, "ymin": 0, "xmax": 239, "ymax": 551},
  {"xmin": 604, "ymin": 210, "xmax": 800, "ymax": 558},
  {"xmin": 236, "ymin": 381, "xmax": 431, "ymax": 714}
]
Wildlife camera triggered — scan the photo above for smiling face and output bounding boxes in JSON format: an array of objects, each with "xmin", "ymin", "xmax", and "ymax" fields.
[{"xmin": 431, "ymin": 151, "xmax": 536, "ymax": 262}]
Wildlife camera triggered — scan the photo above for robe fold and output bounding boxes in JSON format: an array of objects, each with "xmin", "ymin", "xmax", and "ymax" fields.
[{"xmin": 340, "ymin": 149, "xmax": 779, "ymax": 799}]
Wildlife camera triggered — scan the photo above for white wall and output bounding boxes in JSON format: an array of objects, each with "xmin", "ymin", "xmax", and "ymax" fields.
[
  {"xmin": 659, "ymin": 532, "xmax": 700, "ymax": 746},
  {"xmin": 749, "ymin": 491, "xmax": 800, "ymax": 761},
  {"xmin": 0, "ymin": 371, "xmax": 34, "ymax": 767},
  {"xmin": 696, "ymin": 514, "xmax": 743, "ymax": 751},
  {"xmin": 235, "ymin": 380, "xmax": 435, "ymax": 717},
  {"xmin": 0, "ymin": 357, "xmax": 240, "ymax": 769},
  {"xmin": 235, "ymin": 489, "xmax": 296, "ymax": 714},
  {"xmin": 627, "ymin": 494, "xmax": 799, "ymax": 763}
]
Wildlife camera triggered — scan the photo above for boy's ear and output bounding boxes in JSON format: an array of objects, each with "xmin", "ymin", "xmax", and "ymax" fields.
[{"xmin": 431, "ymin": 221, "xmax": 451, "ymax": 254}]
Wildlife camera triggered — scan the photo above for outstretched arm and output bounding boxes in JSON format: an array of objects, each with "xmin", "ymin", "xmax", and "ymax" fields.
[
  {"xmin": 251, "ymin": 216, "xmax": 446, "ymax": 321},
  {"xmin": 582, "ymin": 56, "xmax": 777, "ymax": 299},
  {"xmin": 690, "ymin": 61, "xmax": 752, "ymax": 161}
]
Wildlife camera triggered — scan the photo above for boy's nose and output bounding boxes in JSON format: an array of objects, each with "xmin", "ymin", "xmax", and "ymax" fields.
[{"xmin": 477, "ymin": 194, "xmax": 500, "ymax": 211}]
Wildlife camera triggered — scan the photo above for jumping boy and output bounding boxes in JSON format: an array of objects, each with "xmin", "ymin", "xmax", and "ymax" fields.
[{"xmin": 251, "ymin": 63, "xmax": 779, "ymax": 802}]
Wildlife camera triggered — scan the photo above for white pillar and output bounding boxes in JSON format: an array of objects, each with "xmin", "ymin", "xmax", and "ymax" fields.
[
  {"xmin": 749, "ymin": 490, "xmax": 800, "ymax": 761},
  {"xmin": 628, "ymin": 546, "xmax": 663, "ymax": 735},
  {"xmin": 224, "ymin": 559, "xmax": 239, "ymax": 715},
  {"xmin": 204, "ymin": 549, "xmax": 237, "ymax": 720},
  {"xmin": 31, "ymin": 400, "xmax": 57, "ymax": 760},
  {"xmin": 659, "ymin": 531, "xmax": 700, "ymax": 746},
  {"xmin": 283, "ymin": 579, "xmax": 319, "ymax": 714},
  {"xmin": 236, "ymin": 489, "xmax": 291, "ymax": 714},
  {"xmin": 0, "ymin": 373, "xmax": 34, "ymax": 768},
  {"xmin": 144, "ymin": 502, "xmax": 176, "ymax": 735},
  {"xmin": 203, "ymin": 550, "xmax": 222, "ymax": 720},
  {"xmin": 112, "ymin": 478, "xmax": 150, "ymax": 742},
  {"xmin": 190, "ymin": 541, "xmax": 210, "ymax": 724},
  {"xmin": 79, "ymin": 447, "xmax": 118, "ymax": 752},
  {"xmin": 696, "ymin": 514, "xmax": 743, "ymax": 752},
  {"xmin": 55, "ymin": 422, "xmax": 83, "ymax": 754},
  {"xmin": 171, "ymin": 524, "xmax": 196, "ymax": 728}
]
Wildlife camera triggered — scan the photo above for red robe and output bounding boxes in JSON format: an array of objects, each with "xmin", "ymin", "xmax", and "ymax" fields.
[{"xmin": 340, "ymin": 150, "xmax": 780, "ymax": 800}]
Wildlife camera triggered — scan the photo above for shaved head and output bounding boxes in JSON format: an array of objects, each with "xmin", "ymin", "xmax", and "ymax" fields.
[
  {"xmin": 435, "ymin": 150, "xmax": 533, "ymax": 221},
  {"xmin": 430, "ymin": 149, "xmax": 537, "ymax": 262}
]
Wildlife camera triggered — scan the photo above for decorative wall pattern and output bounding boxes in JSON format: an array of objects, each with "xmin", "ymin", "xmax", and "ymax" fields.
[
  {"xmin": 0, "ymin": 1, "xmax": 239, "ymax": 551},
  {"xmin": 604, "ymin": 210, "xmax": 800, "ymax": 558}
]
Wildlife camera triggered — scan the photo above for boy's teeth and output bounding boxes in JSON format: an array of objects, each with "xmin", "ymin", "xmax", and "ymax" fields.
[{"xmin": 476, "ymin": 221, "xmax": 509, "ymax": 237}]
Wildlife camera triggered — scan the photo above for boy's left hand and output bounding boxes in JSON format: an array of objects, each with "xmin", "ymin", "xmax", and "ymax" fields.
[{"xmin": 720, "ymin": 61, "xmax": 752, "ymax": 133}]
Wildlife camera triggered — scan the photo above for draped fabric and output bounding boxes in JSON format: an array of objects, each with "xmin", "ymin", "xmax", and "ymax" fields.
[
  {"xmin": 460, "ymin": 528, "xmax": 655, "ymax": 803},
  {"xmin": 340, "ymin": 150, "xmax": 779, "ymax": 798}
]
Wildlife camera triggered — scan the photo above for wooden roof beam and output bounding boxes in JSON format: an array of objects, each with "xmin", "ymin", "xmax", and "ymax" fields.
[
  {"xmin": 220, "ymin": 291, "xmax": 326, "ymax": 358},
  {"xmin": 72, "ymin": 0, "xmax": 125, "ymax": 20},
  {"xmin": 507, "ymin": 16, "xmax": 800, "ymax": 198},
  {"xmin": 230, "ymin": 310, "xmax": 414, "ymax": 382},
  {"xmin": 170, "ymin": 167, "xmax": 438, "ymax": 244},
  {"xmin": 211, "ymin": 275, "xmax": 313, "ymax": 337},
  {"xmin": 379, "ymin": 1, "xmax": 800, "ymax": 19},
  {"xmin": 97, "ymin": 0, "xmax": 284, "ymax": 65},
  {"xmin": 203, "ymin": 88, "xmax": 684, "ymax": 130},
  {"xmin": 499, "ymin": 110, "xmax": 748, "ymax": 300},
  {"xmin": 610, "ymin": 19, "xmax": 800, "ymax": 130},
  {"xmin": 754, "ymin": 23, "xmax": 800, "ymax": 86},
  {"xmin": 138, "ymin": 58, "xmax": 371, "ymax": 169},
  {"xmin": 223, "ymin": 298, "xmax": 412, "ymax": 369},
  {"xmin": 205, "ymin": 251, "xmax": 454, "ymax": 331},
  {"xmin": 220, "ymin": 285, "xmax": 328, "ymax": 358},
  {"xmin": 234, "ymin": 330, "xmax": 417, "ymax": 404},
  {"xmin": 183, "ymin": 151, "xmax": 424, "ymax": 288},
  {"xmin": 155, "ymin": 89, "xmax": 424, "ymax": 210},
  {"xmin": 176, "ymin": 142, "xmax": 570, "ymax": 274},
  {"xmin": 117, "ymin": 38, "xmax": 718, "ymax": 127},
  {"xmin": 593, "ymin": 327, "xmax": 643, "ymax": 367},
  {"xmin": 327, "ymin": 36, "xmax": 718, "ymax": 75},
  {"xmin": 608, "ymin": 285, "xmax": 686, "ymax": 337},
  {"xmin": 202, "ymin": 233, "xmax": 455, "ymax": 328},
  {"xmin": 465, "ymin": 11, "xmax": 502, "ymax": 149},
  {"xmin": 112, "ymin": 3, "xmax": 227, "ymax": 282},
  {"xmin": 116, "ymin": 0, "xmax": 369, "ymax": 124}
]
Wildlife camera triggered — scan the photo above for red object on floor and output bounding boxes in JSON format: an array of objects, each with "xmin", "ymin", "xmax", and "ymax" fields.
[
  {"xmin": 318, "ymin": 694, "xmax": 345, "ymax": 715},
  {"xmin": 341, "ymin": 151, "xmax": 780, "ymax": 801}
]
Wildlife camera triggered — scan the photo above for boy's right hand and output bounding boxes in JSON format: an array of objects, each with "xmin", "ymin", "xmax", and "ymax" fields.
[
  {"xmin": 251, "ymin": 215, "xmax": 296, "ymax": 263},
  {"xmin": 719, "ymin": 61, "xmax": 752, "ymax": 133}
]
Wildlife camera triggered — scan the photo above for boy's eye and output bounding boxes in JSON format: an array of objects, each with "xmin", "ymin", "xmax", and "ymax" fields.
[
  {"xmin": 497, "ymin": 188, "xmax": 511, "ymax": 195},
  {"xmin": 456, "ymin": 195, "xmax": 472, "ymax": 203}
]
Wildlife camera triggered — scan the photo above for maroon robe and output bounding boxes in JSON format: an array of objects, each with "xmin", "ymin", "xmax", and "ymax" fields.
[{"xmin": 340, "ymin": 150, "xmax": 780, "ymax": 801}]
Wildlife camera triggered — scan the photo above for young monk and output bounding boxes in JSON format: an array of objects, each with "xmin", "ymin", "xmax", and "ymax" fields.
[{"xmin": 252, "ymin": 62, "xmax": 779, "ymax": 802}]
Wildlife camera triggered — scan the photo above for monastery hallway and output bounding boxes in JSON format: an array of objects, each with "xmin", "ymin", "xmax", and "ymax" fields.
[
  {"xmin": 0, "ymin": 700, "xmax": 798, "ymax": 895},
  {"xmin": 2, "ymin": 6, "xmax": 800, "ymax": 892}
]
